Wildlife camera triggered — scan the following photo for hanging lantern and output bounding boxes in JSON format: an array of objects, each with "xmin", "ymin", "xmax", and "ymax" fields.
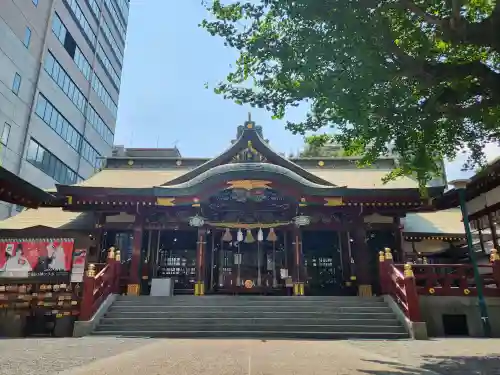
[
  {"xmin": 293, "ymin": 215, "xmax": 311, "ymax": 227},
  {"xmin": 222, "ymin": 228, "xmax": 232, "ymax": 242},
  {"xmin": 237, "ymin": 229, "xmax": 244, "ymax": 242},
  {"xmin": 257, "ymin": 228, "xmax": 264, "ymax": 242},
  {"xmin": 189, "ymin": 215, "xmax": 205, "ymax": 227},
  {"xmin": 266, "ymin": 228, "xmax": 277, "ymax": 242},
  {"xmin": 244, "ymin": 229, "xmax": 255, "ymax": 243}
]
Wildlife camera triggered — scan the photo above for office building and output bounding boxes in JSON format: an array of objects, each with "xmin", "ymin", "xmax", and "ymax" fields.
[{"xmin": 0, "ymin": 0, "xmax": 130, "ymax": 219}]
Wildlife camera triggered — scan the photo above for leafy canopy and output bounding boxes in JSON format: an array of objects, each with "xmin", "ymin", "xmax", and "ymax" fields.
[{"xmin": 201, "ymin": 0, "xmax": 500, "ymax": 187}]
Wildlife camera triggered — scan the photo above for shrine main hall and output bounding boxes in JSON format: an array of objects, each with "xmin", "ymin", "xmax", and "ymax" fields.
[{"xmin": 0, "ymin": 121, "xmax": 462, "ymax": 297}]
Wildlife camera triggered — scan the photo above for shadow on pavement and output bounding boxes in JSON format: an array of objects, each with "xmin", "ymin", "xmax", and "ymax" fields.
[{"xmin": 359, "ymin": 355, "xmax": 500, "ymax": 375}]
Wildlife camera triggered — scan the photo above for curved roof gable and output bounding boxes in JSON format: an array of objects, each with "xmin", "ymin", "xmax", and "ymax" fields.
[
  {"xmin": 157, "ymin": 162, "xmax": 340, "ymax": 192},
  {"xmin": 162, "ymin": 121, "xmax": 336, "ymax": 187}
]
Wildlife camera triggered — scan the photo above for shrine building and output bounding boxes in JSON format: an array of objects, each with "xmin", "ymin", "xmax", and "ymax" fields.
[{"xmin": 0, "ymin": 120, "xmax": 467, "ymax": 297}]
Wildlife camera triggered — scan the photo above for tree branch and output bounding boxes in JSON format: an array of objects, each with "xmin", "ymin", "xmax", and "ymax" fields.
[{"xmin": 399, "ymin": 0, "xmax": 445, "ymax": 26}]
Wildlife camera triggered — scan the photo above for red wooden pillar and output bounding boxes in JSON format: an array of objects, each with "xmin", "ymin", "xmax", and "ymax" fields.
[
  {"xmin": 128, "ymin": 219, "xmax": 143, "ymax": 296},
  {"xmin": 195, "ymin": 228, "xmax": 206, "ymax": 296},
  {"xmin": 378, "ymin": 248, "xmax": 393, "ymax": 295},
  {"xmin": 403, "ymin": 263, "xmax": 422, "ymax": 322},
  {"xmin": 80, "ymin": 264, "xmax": 96, "ymax": 321},
  {"xmin": 292, "ymin": 227, "xmax": 304, "ymax": 296},
  {"xmin": 393, "ymin": 216, "xmax": 404, "ymax": 262},
  {"xmin": 106, "ymin": 247, "xmax": 121, "ymax": 294},
  {"xmin": 352, "ymin": 224, "xmax": 372, "ymax": 296}
]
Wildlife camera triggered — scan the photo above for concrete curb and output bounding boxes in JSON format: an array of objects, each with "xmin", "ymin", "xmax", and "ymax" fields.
[
  {"xmin": 383, "ymin": 295, "xmax": 428, "ymax": 340},
  {"xmin": 73, "ymin": 294, "xmax": 118, "ymax": 337}
]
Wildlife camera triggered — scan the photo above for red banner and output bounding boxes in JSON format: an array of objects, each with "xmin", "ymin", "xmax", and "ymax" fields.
[{"xmin": 0, "ymin": 238, "xmax": 74, "ymax": 278}]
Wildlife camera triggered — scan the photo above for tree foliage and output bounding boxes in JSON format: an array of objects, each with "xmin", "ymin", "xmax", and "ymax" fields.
[
  {"xmin": 300, "ymin": 144, "xmax": 344, "ymax": 158},
  {"xmin": 201, "ymin": 0, "xmax": 500, "ymax": 187}
]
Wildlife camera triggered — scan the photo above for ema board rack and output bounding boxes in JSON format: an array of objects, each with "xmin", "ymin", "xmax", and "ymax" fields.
[{"xmin": 0, "ymin": 282, "xmax": 83, "ymax": 337}]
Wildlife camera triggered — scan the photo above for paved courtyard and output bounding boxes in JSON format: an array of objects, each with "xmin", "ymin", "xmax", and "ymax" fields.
[{"xmin": 0, "ymin": 337, "xmax": 499, "ymax": 375}]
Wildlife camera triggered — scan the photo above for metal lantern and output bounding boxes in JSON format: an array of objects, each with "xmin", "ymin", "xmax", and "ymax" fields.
[
  {"xmin": 189, "ymin": 215, "xmax": 205, "ymax": 227},
  {"xmin": 293, "ymin": 215, "xmax": 311, "ymax": 227}
]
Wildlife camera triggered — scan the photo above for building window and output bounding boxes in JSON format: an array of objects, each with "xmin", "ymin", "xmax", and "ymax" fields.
[
  {"xmin": 100, "ymin": 19, "xmax": 124, "ymax": 64},
  {"xmin": 26, "ymin": 138, "xmax": 78, "ymax": 185},
  {"xmin": 12, "ymin": 73, "xmax": 21, "ymax": 95},
  {"xmin": 91, "ymin": 73, "xmax": 118, "ymax": 117},
  {"xmin": 86, "ymin": 105, "xmax": 114, "ymax": 145},
  {"xmin": 1, "ymin": 123, "xmax": 11, "ymax": 146},
  {"xmin": 23, "ymin": 27, "xmax": 31, "ymax": 47},
  {"xmin": 32, "ymin": 0, "xmax": 38, "ymax": 6},
  {"xmin": 52, "ymin": 14, "xmax": 91, "ymax": 80},
  {"xmin": 63, "ymin": 0, "xmax": 96, "ymax": 46},
  {"xmin": 35, "ymin": 93, "xmax": 82, "ymax": 151},
  {"xmin": 97, "ymin": 43, "xmax": 120, "ymax": 90},
  {"xmin": 81, "ymin": 139, "xmax": 101, "ymax": 169},
  {"xmin": 44, "ymin": 52, "xmax": 87, "ymax": 113}
]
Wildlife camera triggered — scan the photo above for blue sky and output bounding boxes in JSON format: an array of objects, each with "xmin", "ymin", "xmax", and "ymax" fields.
[{"xmin": 114, "ymin": 0, "xmax": 498, "ymax": 182}]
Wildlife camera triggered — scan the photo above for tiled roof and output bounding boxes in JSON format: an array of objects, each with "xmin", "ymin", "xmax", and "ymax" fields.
[
  {"xmin": 0, "ymin": 208, "xmax": 93, "ymax": 230},
  {"xmin": 76, "ymin": 169, "xmax": 191, "ymax": 188},
  {"xmin": 403, "ymin": 209, "xmax": 464, "ymax": 235},
  {"xmin": 306, "ymin": 169, "xmax": 418, "ymax": 189},
  {"xmin": 73, "ymin": 167, "xmax": 417, "ymax": 189}
]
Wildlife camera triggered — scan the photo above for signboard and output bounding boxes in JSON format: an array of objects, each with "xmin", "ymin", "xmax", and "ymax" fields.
[
  {"xmin": 70, "ymin": 249, "xmax": 87, "ymax": 282},
  {"xmin": 0, "ymin": 238, "xmax": 74, "ymax": 280}
]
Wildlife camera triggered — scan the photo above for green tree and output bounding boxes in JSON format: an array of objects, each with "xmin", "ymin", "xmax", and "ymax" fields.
[
  {"xmin": 299, "ymin": 144, "xmax": 345, "ymax": 157},
  {"xmin": 201, "ymin": 0, "xmax": 500, "ymax": 188}
]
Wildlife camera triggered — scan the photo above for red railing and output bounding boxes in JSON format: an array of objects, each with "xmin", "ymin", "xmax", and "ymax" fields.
[
  {"xmin": 80, "ymin": 250, "xmax": 121, "ymax": 321},
  {"xmin": 379, "ymin": 250, "xmax": 421, "ymax": 322},
  {"xmin": 409, "ymin": 260, "xmax": 500, "ymax": 297},
  {"xmin": 379, "ymin": 249, "xmax": 500, "ymax": 322}
]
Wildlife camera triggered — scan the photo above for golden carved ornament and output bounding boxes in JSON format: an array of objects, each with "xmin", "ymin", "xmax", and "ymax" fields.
[
  {"xmin": 384, "ymin": 248, "xmax": 393, "ymax": 260},
  {"xmin": 227, "ymin": 180, "xmax": 271, "ymax": 190},
  {"xmin": 379, "ymin": 251, "xmax": 385, "ymax": 262},
  {"xmin": 490, "ymin": 249, "xmax": 499, "ymax": 262},
  {"xmin": 403, "ymin": 263, "xmax": 414, "ymax": 278},
  {"xmin": 108, "ymin": 247, "xmax": 115, "ymax": 259},
  {"xmin": 86, "ymin": 264, "xmax": 96, "ymax": 277}
]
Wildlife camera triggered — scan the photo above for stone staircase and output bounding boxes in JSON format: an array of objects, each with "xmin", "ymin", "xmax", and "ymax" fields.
[{"xmin": 92, "ymin": 295, "xmax": 409, "ymax": 339}]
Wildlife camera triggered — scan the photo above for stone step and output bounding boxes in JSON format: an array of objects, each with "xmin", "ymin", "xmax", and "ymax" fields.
[
  {"xmin": 96, "ymin": 323, "xmax": 406, "ymax": 333},
  {"xmin": 108, "ymin": 305, "xmax": 393, "ymax": 313},
  {"xmin": 104, "ymin": 311, "xmax": 397, "ymax": 320},
  {"xmin": 100, "ymin": 317, "xmax": 402, "ymax": 327},
  {"xmin": 117, "ymin": 296, "xmax": 385, "ymax": 302},
  {"xmin": 92, "ymin": 330, "xmax": 409, "ymax": 339},
  {"xmin": 112, "ymin": 299, "xmax": 388, "ymax": 307}
]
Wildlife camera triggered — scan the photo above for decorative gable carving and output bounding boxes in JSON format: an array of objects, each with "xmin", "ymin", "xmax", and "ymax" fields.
[{"xmin": 232, "ymin": 141, "xmax": 267, "ymax": 163}]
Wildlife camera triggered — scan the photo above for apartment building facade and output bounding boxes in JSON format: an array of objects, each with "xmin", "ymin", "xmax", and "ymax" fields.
[{"xmin": 0, "ymin": 0, "xmax": 129, "ymax": 219}]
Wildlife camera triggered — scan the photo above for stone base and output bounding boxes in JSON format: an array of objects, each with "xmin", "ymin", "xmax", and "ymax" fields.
[{"xmin": 358, "ymin": 284, "xmax": 372, "ymax": 297}]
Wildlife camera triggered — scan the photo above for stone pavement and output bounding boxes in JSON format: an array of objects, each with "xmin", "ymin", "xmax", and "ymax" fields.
[{"xmin": 1, "ymin": 337, "xmax": 500, "ymax": 375}]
